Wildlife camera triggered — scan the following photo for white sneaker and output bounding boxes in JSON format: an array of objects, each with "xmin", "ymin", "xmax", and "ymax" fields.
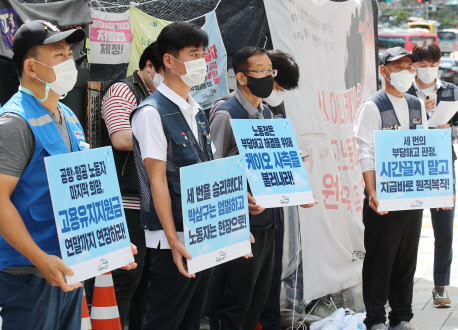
[{"xmin": 370, "ymin": 323, "xmax": 388, "ymax": 330}]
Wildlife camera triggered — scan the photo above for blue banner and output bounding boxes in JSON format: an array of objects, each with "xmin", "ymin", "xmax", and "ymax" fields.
[
  {"xmin": 230, "ymin": 118, "xmax": 314, "ymax": 207},
  {"xmin": 181, "ymin": 155, "xmax": 251, "ymax": 274},
  {"xmin": 375, "ymin": 129, "xmax": 454, "ymax": 211},
  {"xmin": 189, "ymin": 11, "xmax": 229, "ymax": 109},
  {"xmin": 45, "ymin": 146, "xmax": 134, "ymax": 284}
]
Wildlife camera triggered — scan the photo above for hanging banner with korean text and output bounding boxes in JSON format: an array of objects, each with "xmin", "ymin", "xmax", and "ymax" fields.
[
  {"xmin": 0, "ymin": 7, "xmax": 18, "ymax": 50},
  {"xmin": 375, "ymin": 129, "xmax": 454, "ymax": 212},
  {"xmin": 264, "ymin": 0, "xmax": 376, "ymax": 301},
  {"xmin": 181, "ymin": 155, "xmax": 251, "ymax": 274},
  {"xmin": 45, "ymin": 147, "xmax": 134, "ymax": 285},
  {"xmin": 189, "ymin": 11, "xmax": 229, "ymax": 109},
  {"xmin": 89, "ymin": 9, "xmax": 132, "ymax": 65},
  {"xmin": 126, "ymin": 7, "xmax": 172, "ymax": 76},
  {"xmin": 231, "ymin": 118, "xmax": 314, "ymax": 207}
]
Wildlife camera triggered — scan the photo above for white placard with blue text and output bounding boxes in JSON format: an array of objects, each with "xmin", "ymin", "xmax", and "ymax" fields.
[
  {"xmin": 181, "ymin": 155, "xmax": 251, "ymax": 274},
  {"xmin": 45, "ymin": 146, "xmax": 134, "ymax": 285},
  {"xmin": 375, "ymin": 129, "xmax": 454, "ymax": 212},
  {"xmin": 230, "ymin": 119, "xmax": 314, "ymax": 208}
]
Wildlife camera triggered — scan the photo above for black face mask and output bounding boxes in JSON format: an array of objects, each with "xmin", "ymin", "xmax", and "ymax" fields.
[{"xmin": 246, "ymin": 74, "xmax": 274, "ymax": 99}]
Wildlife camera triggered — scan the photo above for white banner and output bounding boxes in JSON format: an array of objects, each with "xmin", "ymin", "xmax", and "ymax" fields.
[
  {"xmin": 264, "ymin": 0, "xmax": 377, "ymax": 301},
  {"xmin": 89, "ymin": 9, "xmax": 132, "ymax": 65}
]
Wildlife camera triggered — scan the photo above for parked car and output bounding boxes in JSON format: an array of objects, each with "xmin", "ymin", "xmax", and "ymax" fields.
[{"xmin": 439, "ymin": 57, "xmax": 458, "ymax": 85}]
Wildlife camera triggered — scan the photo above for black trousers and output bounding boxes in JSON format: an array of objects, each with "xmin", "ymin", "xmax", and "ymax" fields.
[
  {"xmin": 258, "ymin": 218, "xmax": 284, "ymax": 330},
  {"xmin": 112, "ymin": 208, "xmax": 147, "ymax": 329},
  {"xmin": 431, "ymin": 206, "xmax": 455, "ymax": 286},
  {"xmin": 142, "ymin": 248, "xmax": 213, "ymax": 330},
  {"xmin": 218, "ymin": 228, "xmax": 275, "ymax": 330},
  {"xmin": 362, "ymin": 198, "xmax": 422, "ymax": 328}
]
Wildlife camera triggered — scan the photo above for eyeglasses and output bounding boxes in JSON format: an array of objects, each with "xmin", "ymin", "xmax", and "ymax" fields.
[{"xmin": 242, "ymin": 69, "xmax": 278, "ymax": 77}]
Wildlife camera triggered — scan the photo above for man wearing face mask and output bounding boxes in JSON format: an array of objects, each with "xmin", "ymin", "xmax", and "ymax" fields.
[
  {"xmin": 263, "ymin": 49, "xmax": 300, "ymax": 119},
  {"xmin": 406, "ymin": 41, "xmax": 458, "ymax": 308},
  {"xmin": 0, "ymin": 20, "xmax": 87, "ymax": 328},
  {"xmin": 205, "ymin": 48, "xmax": 303, "ymax": 330},
  {"xmin": 209, "ymin": 46, "xmax": 282, "ymax": 330},
  {"xmin": 129, "ymin": 22, "xmax": 215, "ymax": 329},
  {"xmin": 354, "ymin": 47, "xmax": 428, "ymax": 330},
  {"xmin": 101, "ymin": 41, "xmax": 164, "ymax": 330}
]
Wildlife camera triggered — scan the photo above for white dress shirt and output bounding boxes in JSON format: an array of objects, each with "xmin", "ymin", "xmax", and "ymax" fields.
[
  {"xmin": 354, "ymin": 90, "xmax": 427, "ymax": 173},
  {"xmin": 411, "ymin": 80, "xmax": 458, "ymax": 140},
  {"xmin": 131, "ymin": 82, "xmax": 215, "ymax": 249}
]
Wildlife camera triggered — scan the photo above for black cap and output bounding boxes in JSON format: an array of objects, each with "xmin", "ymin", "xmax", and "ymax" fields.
[
  {"xmin": 12, "ymin": 20, "xmax": 85, "ymax": 65},
  {"xmin": 380, "ymin": 47, "xmax": 419, "ymax": 65}
]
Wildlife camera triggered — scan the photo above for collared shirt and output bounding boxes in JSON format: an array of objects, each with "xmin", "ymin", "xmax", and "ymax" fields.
[
  {"xmin": 410, "ymin": 79, "xmax": 458, "ymax": 140},
  {"xmin": 234, "ymin": 89, "xmax": 265, "ymax": 119},
  {"xmin": 210, "ymin": 88, "xmax": 270, "ymax": 159},
  {"xmin": 131, "ymin": 82, "xmax": 213, "ymax": 249},
  {"xmin": 353, "ymin": 90, "xmax": 427, "ymax": 173}
]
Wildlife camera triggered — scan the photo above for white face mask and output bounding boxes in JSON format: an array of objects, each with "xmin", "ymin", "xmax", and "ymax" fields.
[
  {"xmin": 151, "ymin": 72, "xmax": 163, "ymax": 89},
  {"xmin": 32, "ymin": 58, "xmax": 78, "ymax": 97},
  {"xmin": 264, "ymin": 90, "xmax": 286, "ymax": 107},
  {"xmin": 416, "ymin": 66, "xmax": 439, "ymax": 85},
  {"xmin": 170, "ymin": 55, "xmax": 207, "ymax": 87},
  {"xmin": 385, "ymin": 67, "xmax": 414, "ymax": 93}
]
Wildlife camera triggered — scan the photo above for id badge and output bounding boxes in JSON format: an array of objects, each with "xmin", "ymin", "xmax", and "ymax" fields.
[{"xmin": 412, "ymin": 117, "xmax": 422, "ymax": 126}]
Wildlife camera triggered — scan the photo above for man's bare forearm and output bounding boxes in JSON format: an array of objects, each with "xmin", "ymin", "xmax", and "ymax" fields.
[
  {"xmin": 363, "ymin": 170, "xmax": 376, "ymax": 197},
  {"xmin": 145, "ymin": 159, "xmax": 180, "ymax": 244},
  {"xmin": 150, "ymin": 179, "xmax": 180, "ymax": 244}
]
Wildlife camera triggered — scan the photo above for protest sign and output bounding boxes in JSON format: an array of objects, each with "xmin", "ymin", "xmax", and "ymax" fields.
[
  {"xmin": 45, "ymin": 146, "xmax": 134, "ymax": 285},
  {"xmin": 189, "ymin": 11, "xmax": 229, "ymax": 109},
  {"xmin": 181, "ymin": 155, "xmax": 251, "ymax": 274},
  {"xmin": 231, "ymin": 118, "xmax": 314, "ymax": 208},
  {"xmin": 264, "ymin": 0, "xmax": 375, "ymax": 301},
  {"xmin": 89, "ymin": 9, "xmax": 132, "ymax": 65},
  {"xmin": 375, "ymin": 129, "xmax": 454, "ymax": 212}
]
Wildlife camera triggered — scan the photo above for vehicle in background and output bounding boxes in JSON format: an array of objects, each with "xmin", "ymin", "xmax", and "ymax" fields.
[
  {"xmin": 439, "ymin": 57, "xmax": 458, "ymax": 85},
  {"xmin": 378, "ymin": 30, "xmax": 439, "ymax": 53},
  {"xmin": 438, "ymin": 29, "xmax": 458, "ymax": 55},
  {"xmin": 407, "ymin": 21, "xmax": 438, "ymax": 34}
]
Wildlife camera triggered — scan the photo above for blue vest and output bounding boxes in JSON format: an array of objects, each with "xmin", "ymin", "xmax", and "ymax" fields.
[
  {"xmin": 0, "ymin": 91, "xmax": 86, "ymax": 269},
  {"xmin": 215, "ymin": 95, "xmax": 283, "ymax": 229},
  {"xmin": 406, "ymin": 81, "xmax": 458, "ymax": 161},
  {"xmin": 368, "ymin": 89, "xmax": 423, "ymax": 130},
  {"xmin": 214, "ymin": 95, "xmax": 272, "ymax": 120},
  {"xmin": 130, "ymin": 91, "xmax": 213, "ymax": 231}
]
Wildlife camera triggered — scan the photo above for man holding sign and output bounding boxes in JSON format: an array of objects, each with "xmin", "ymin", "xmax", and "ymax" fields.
[
  {"xmin": 0, "ymin": 21, "xmax": 87, "ymax": 328},
  {"xmin": 354, "ymin": 47, "xmax": 430, "ymax": 330},
  {"xmin": 406, "ymin": 41, "xmax": 458, "ymax": 308},
  {"xmin": 130, "ymin": 22, "xmax": 216, "ymax": 330},
  {"xmin": 210, "ymin": 47, "xmax": 315, "ymax": 330}
]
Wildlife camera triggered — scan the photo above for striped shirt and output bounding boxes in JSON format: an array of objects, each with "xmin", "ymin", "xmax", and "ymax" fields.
[{"xmin": 101, "ymin": 82, "xmax": 151, "ymax": 210}]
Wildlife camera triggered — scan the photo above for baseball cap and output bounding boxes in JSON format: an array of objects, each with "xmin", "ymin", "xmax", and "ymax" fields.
[
  {"xmin": 380, "ymin": 47, "xmax": 419, "ymax": 65},
  {"xmin": 12, "ymin": 20, "xmax": 85, "ymax": 65}
]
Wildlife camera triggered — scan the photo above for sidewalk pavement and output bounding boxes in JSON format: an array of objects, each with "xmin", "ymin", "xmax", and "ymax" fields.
[{"xmin": 409, "ymin": 209, "xmax": 458, "ymax": 330}]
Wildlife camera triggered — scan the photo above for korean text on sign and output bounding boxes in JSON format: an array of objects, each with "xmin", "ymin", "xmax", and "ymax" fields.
[
  {"xmin": 181, "ymin": 155, "xmax": 251, "ymax": 274},
  {"xmin": 45, "ymin": 146, "xmax": 134, "ymax": 284},
  {"xmin": 375, "ymin": 129, "xmax": 454, "ymax": 212},
  {"xmin": 231, "ymin": 119, "xmax": 314, "ymax": 208}
]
